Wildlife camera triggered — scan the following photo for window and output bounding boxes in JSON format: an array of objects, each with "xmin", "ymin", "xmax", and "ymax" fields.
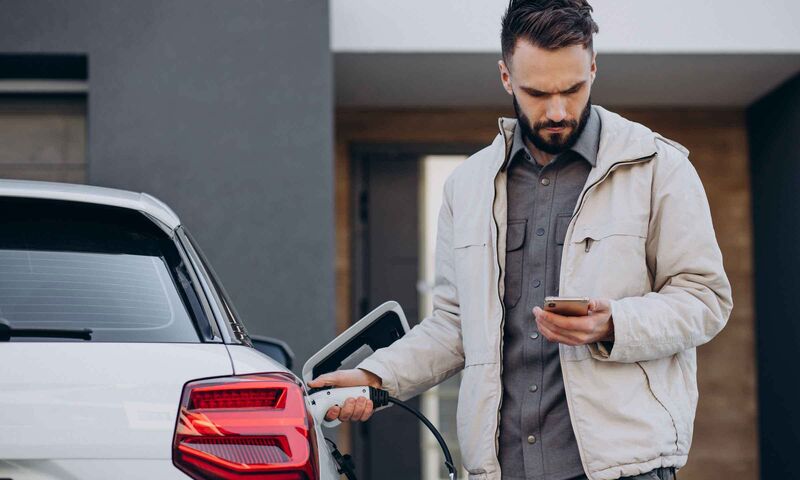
[{"xmin": 0, "ymin": 198, "xmax": 207, "ymax": 342}]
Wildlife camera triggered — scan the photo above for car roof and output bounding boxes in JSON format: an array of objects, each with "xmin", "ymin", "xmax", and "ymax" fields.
[{"xmin": 0, "ymin": 179, "xmax": 181, "ymax": 230}]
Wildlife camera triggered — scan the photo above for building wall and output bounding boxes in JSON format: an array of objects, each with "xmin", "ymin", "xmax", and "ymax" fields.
[
  {"xmin": 747, "ymin": 72, "xmax": 800, "ymax": 479},
  {"xmin": 336, "ymin": 106, "xmax": 757, "ymax": 479},
  {"xmin": 332, "ymin": 0, "xmax": 800, "ymax": 54},
  {"xmin": 620, "ymin": 109, "xmax": 757, "ymax": 479},
  {"xmin": 0, "ymin": 0, "xmax": 334, "ymax": 366}
]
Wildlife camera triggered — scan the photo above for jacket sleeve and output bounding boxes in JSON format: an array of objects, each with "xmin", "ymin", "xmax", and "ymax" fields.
[
  {"xmin": 588, "ymin": 148, "xmax": 733, "ymax": 363},
  {"xmin": 356, "ymin": 177, "xmax": 465, "ymax": 399}
]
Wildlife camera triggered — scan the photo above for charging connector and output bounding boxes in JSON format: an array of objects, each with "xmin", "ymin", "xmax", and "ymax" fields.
[{"xmin": 308, "ymin": 386, "xmax": 457, "ymax": 480}]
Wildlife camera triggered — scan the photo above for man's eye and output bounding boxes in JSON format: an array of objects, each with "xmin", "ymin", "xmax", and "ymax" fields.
[{"xmin": 529, "ymin": 92, "xmax": 546, "ymax": 98}]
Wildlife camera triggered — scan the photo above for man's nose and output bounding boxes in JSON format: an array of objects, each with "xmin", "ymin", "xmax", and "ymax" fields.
[{"xmin": 546, "ymin": 97, "xmax": 567, "ymax": 123}]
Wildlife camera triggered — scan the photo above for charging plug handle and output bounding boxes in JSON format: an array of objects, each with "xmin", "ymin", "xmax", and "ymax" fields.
[{"xmin": 309, "ymin": 386, "xmax": 457, "ymax": 479}]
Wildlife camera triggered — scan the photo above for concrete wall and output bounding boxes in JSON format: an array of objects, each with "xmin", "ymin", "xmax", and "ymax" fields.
[
  {"xmin": 332, "ymin": 0, "xmax": 800, "ymax": 53},
  {"xmin": 0, "ymin": 0, "xmax": 334, "ymax": 366},
  {"xmin": 747, "ymin": 72, "xmax": 800, "ymax": 479}
]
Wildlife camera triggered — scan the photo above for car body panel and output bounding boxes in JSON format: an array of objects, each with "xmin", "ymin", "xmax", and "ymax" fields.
[
  {"xmin": 0, "ymin": 343, "xmax": 233, "ymax": 460},
  {"xmin": 0, "ymin": 179, "xmax": 180, "ymax": 231},
  {"xmin": 0, "ymin": 459, "xmax": 189, "ymax": 480}
]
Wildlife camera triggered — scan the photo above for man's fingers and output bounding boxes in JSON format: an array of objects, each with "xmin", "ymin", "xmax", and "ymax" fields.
[
  {"xmin": 361, "ymin": 400, "xmax": 374, "ymax": 421},
  {"xmin": 351, "ymin": 397, "xmax": 367, "ymax": 421},
  {"xmin": 307, "ymin": 371, "xmax": 339, "ymax": 388},
  {"xmin": 588, "ymin": 298, "xmax": 598, "ymax": 312},
  {"xmin": 324, "ymin": 406, "xmax": 341, "ymax": 422},
  {"xmin": 536, "ymin": 307, "xmax": 589, "ymax": 332},
  {"xmin": 537, "ymin": 316, "xmax": 581, "ymax": 346},
  {"xmin": 338, "ymin": 398, "xmax": 356, "ymax": 421}
]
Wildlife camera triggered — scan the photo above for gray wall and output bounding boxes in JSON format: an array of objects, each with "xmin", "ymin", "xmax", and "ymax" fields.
[
  {"xmin": 0, "ymin": 0, "xmax": 334, "ymax": 366},
  {"xmin": 747, "ymin": 71, "xmax": 800, "ymax": 478}
]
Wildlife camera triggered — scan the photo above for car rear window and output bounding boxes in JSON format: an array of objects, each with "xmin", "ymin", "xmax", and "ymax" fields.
[{"xmin": 0, "ymin": 197, "xmax": 207, "ymax": 342}]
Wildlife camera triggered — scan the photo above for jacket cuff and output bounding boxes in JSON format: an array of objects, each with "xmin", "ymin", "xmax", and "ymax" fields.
[
  {"xmin": 356, "ymin": 357, "xmax": 399, "ymax": 397},
  {"xmin": 587, "ymin": 299, "xmax": 629, "ymax": 362},
  {"xmin": 587, "ymin": 340, "xmax": 613, "ymax": 359}
]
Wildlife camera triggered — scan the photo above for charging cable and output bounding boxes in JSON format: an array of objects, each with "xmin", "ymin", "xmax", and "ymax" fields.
[{"xmin": 309, "ymin": 386, "xmax": 457, "ymax": 480}]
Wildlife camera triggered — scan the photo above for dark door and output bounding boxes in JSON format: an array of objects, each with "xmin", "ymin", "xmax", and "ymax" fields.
[{"xmin": 351, "ymin": 150, "xmax": 422, "ymax": 479}]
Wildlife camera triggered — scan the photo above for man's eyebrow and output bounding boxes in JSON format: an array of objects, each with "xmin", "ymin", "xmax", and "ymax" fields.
[{"xmin": 520, "ymin": 81, "xmax": 586, "ymax": 96}]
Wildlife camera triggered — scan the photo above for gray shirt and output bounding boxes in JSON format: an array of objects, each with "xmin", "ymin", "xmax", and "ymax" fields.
[{"xmin": 499, "ymin": 107, "xmax": 601, "ymax": 480}]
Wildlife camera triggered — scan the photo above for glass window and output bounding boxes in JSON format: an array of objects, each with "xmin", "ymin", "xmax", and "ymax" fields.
[{"xmin": 0, "ymin": 198, "xmax": 206, "ymax": 342}]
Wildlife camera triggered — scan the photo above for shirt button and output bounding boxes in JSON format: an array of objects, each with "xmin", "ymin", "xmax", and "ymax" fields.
[
  {"xmin": 536, "ymin": 228, "xmax": 545, "ymax": 236},
  {"xmin": 533, "ymin": 280, "xmax": 541, "ymax": 288},
  {"xmin": 530, "ymin": 332, "xmax": 539, "ymax": 339},
  {"xmin": 527, "ymin": 435, "xmax": 537, "ymax": 444},
  {"xmin": 529, "ymin": 384, "xmax": 538, "ymax": 392},
  {"xmin": 541, "ymin": 178, "xmax": 550, "ymax": 186}
]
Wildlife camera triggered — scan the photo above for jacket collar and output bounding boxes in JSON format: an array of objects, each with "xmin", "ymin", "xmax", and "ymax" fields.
[{"xmin": 493, "ymin": 105, "xmax": 663, "ymax": 175}]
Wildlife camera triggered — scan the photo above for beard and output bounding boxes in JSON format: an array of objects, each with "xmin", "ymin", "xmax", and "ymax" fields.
[{"xmin": 513, "ymin": 95, "xmax": 592, "ymax": 155}]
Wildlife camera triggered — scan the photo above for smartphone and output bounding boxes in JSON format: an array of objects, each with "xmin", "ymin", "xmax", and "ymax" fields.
[{"xmin": 543, "ymin": 296, "xmax": 590, "ymax": 316}]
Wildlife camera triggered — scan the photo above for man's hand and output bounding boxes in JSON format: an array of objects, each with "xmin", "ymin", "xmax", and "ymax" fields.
[
  {"xmin": 533, "ymin": 298, "xmax": 614, "ymax": 346},
  {"xmin": 307, "ymin": 369, "xmax": 382, "ymax": 422}
]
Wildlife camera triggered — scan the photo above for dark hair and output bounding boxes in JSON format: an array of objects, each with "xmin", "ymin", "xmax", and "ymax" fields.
[{"xmin": 501, "ymin": 0, "xmax": 599, "ymax": 63}]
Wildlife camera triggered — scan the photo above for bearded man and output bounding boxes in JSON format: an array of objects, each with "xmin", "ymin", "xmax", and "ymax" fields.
[{"xmin": 309, "ymin": 1, "xmax": 732, "ymax": 479}]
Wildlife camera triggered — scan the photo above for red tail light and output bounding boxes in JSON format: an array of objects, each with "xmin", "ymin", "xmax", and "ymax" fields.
[{"xmin": 173, "ymin": 373, "xmax": 318, "ymax": 480}]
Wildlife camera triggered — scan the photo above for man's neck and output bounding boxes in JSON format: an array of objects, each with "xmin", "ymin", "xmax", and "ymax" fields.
[{"xmin": 524, "ymin": 138, "xmax": 557, "ymax": 167}]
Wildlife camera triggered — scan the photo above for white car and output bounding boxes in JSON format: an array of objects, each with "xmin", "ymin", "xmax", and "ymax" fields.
[{"xmin": 0, "ymin": 180, "xmax": 354, "ymax": 480}]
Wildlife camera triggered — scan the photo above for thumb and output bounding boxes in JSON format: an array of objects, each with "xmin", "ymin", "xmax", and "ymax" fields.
[
  {"xmin": 588, "ymin": 299, "xmax": 598, "ymax": 313},
  {"xmin": 307, "ymin": 371, "xmax": 341, "ymax": 388}
]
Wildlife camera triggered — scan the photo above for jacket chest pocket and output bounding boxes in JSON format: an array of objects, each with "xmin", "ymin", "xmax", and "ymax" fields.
[
  {"xmin": 569, "ymin": 219, "xmax": 650, "ymax": 296},
  {"xmin": 503, "ymin": 219, "xmax": 527, "ymax": 309},
  {"xmin": 572, "ymin": 219, "xmax": 647, "ymax": 253},
  {"xmin": 452, "ymin": 225, "xmax": 490, "ymax": 313},
  {"xmin": 554, "ymin": 213, "xmax": 573, "ymax": 293}
]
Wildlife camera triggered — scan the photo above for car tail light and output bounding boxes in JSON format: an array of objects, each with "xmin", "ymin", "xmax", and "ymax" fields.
[{"xmin": 173, "ymin": 373, "xmax": 318, "ymax": 480}]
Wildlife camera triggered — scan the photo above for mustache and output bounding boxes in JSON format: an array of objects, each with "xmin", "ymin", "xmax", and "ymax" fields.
[{"xmin": 533, "ymin": 119, "xmax": 578, "ymax": 130}]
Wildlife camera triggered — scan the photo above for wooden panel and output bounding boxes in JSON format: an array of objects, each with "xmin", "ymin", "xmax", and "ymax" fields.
[
  {"xmin": 336, "ymin": 107, "xmax": 757, "ymax": 479},
  {"xmin": 619, "ymin": 109, "xmax": 758, "ymax": 480}
]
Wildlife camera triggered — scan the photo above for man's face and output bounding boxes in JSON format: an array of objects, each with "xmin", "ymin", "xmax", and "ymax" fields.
[{"xmin": 500, "ymin": 40, "xmax": 596, "ymax": 155}]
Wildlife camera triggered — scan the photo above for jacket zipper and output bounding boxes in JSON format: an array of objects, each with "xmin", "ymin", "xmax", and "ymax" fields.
[
  {"xmin": 491, "ymin": 171, "xmax": 506, "ymax": 460},
  {"xmin": 558, "ymin": 154, "xmax": 654, "ymax": 480}
]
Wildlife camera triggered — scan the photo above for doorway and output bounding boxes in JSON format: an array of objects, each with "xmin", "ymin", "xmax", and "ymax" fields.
[{"xmin": 349, "ymin": 145, "xmax": 473, "ymax": 479}]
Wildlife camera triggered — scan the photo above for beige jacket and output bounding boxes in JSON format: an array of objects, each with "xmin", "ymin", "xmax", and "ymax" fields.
[{"xmin": 358, "ymin": 106, "xmax": 733, "ymax": 480}]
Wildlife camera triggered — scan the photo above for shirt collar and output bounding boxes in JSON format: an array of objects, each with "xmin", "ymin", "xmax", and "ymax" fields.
[{"xmin": 508, "ymin": 105, "xmax": 601, "ymax": 168}]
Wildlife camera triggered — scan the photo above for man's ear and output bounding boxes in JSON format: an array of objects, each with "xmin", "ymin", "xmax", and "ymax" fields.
[
  {"xmin": 498, "ymin": 60, "xmax": 513, "ymax": 96},
  {"xmin": 590, "ymin": 51, "xmax": 597, "ymax": 84}
]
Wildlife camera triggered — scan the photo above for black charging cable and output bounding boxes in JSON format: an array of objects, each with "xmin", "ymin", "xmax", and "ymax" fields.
[
  {"xmin": 371, "ymin": 388, "xmax": 457, "ymax": 480},
  {"xmin": 321, "ymin": 387, "xmax": 458, "ymax": 480}
]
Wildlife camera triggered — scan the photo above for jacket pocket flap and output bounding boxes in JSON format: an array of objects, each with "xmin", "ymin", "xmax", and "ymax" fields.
[
  {"xmin": 506, "ymin": 220, "xmax": 527, "ymax": 251},
  {"xmin": 572, "ymin": 220, "xmax": 647, "ymax": 242},
  {"xmin": 454, "ymin": 225, "xmax": 488, "ymax": 248},
  {"xmin": 555, "ymin": 214, "xmax": 572, "ymax": 246}
]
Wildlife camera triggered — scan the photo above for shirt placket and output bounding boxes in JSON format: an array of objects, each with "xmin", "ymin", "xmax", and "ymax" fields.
[{"xmin": 521, "ymin": 157, "xmax": 559, "ymax": 479}]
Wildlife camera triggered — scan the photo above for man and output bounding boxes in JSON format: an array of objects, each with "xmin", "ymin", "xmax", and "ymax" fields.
[{"xmin": 309, "ymin": 1, "xmax": 732, "ymax": 479}]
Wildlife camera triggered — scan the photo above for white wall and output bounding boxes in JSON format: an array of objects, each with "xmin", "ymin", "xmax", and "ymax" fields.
[{"xmin": 332, "ymin": 0, "xmax": 800, "ymax": 53}]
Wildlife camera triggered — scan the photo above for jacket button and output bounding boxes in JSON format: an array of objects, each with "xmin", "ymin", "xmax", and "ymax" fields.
[
  {"xmin": 533, "ymin": 280, "xmax": 541, "ymax": 288},
  {"xmin": 541, "ymin": 178, "xmax": 550, "ymax": 186},
  {"xmin": 530, "ymin": 332, "xmax": 539, "ymax": 339},
  {"xmin": 536, "ymin": 228, "xmax": 545, "ymax": 236},
  {"xmin": 527, "ymin": 435, "xmax": 536, "ymax": 444},
  {"xmin": 529, "ymin": 384, "xmax": 538, "ymax": 392}
]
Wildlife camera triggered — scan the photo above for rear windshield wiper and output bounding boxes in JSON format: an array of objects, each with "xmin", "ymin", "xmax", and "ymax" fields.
[{"xmin": 0, "ymin": 317, "xmax": 93, "ymax": 341}]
